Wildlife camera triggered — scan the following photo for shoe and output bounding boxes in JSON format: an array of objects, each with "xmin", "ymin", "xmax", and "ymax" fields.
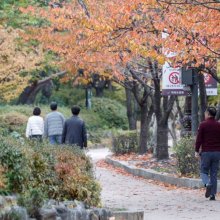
[
  {"xmin": 210, "ymin": 195, "xmax": 215, "ymax": 201},
  {"xmin": 205, "ymin": 185, "xmax": 211, "ymax": 198}
]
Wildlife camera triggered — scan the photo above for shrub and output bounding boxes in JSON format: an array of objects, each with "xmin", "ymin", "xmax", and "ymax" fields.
[
  {"xmin": 0, "ymin": 165, "xmax": 6, "ymax": 189},
  {"xmin": 0, "ymin": 137, "xmax": 101, "ymax": 208},
  {"xmin": 0, "ymin": 138, "xmax": 29, "ymax": 193},
  {"xmin": 90, "ymin": 97, "xmax": 128, "ymax": 130},
  {"xmin": 104, "ymin": 83, "xmax": 126, "ymax": 106},
  {"xmin": 18, "ymin": 188, "xmax": 45, "ymax": 218},
  {"xmin": 112, "ymin": 130, "xmax": 139, "ymax": 155},
  {"xmin": 53, "ymin": 146, "xmax": 101, "ymax": 206},
  {"xmin": 0, "ymin": 112, "xmax": 28, "ymax": 126},
  {"xmin": 0, "ymin": 209, "xmax": 23, "ymax": 220},
  {"xmin": 173, "ymin": 137, "xmax": 199, "ymax": 176},
  {"xmin": 0, "ymin": 111, "xmax": 28, "ymax": 136},
  {"xmin": 37, "ymin": 84, "xmax": 85, "ymax": 106}
]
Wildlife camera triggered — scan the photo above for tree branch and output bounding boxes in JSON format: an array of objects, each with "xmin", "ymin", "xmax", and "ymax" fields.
[{"xmin": 78, "ymin": 0, "xmax": 90, "ymax": 18}]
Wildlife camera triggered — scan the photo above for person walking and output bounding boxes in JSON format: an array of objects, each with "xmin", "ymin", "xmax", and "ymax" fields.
[
  {"xmin": 26, "ymin": 107, "xmax": 44, "ymax": 141},
  {"xmin": 62, "ymin": 106, "xmax": 87, "ymax": 149},
  {"xmin": 195, "ymin": 106, "xmax": 220, "ymax": 201},
  {"xmin": 44, "ymin": 102, "xmax": 65, "ymax": 144}
]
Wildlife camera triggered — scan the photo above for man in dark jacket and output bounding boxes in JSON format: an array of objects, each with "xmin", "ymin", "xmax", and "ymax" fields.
[
  {"xmin": 195, "ymin": 106, "xmax": 220, "ymax": 201},
  {"xmin": 62, "ymin": 106, "xmax": 87, "ymax": 149}
]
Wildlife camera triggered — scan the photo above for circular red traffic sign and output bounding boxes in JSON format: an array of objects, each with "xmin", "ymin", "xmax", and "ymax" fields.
[
  {"xmin": 169, "ymin": 72, "xmax": 180, "ymax": 84},
  {"xmin": 204, "ymin": 73, "xmax": 211, "ymax": 83}
]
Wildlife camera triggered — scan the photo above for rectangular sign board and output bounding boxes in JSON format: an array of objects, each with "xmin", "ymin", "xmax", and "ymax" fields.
[{"xmin": 162, "ymin": 62, "xmax": 217, "ymax": 96}]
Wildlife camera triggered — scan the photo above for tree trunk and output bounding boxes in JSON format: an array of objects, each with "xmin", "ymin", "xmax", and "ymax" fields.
[
  {"xmin": 95, "ymin": 87, "xmax": 104, "ymax": 97},
  {"xmin": 17, "ymin": 71, "xmax": 66, "ymax": 104},
  {"xmin": 125, "ymin": 88, "xmax": 137, "ymax": 130},
  {"xmin": 169, "ymin": 113, "xmax": 178, "ymax": 146},
  {"xmin": 92, "ymin": 73, "xmax": 108, "ymax": 97},
  {"xmin": 139, "ymin": 103, "xmax": 150, "ymax": 154},
  {"xmin": 153, "ymin": 94, "xmax": 176, "ymax": 160},
  {"xmin": 216, "ymin": 103, "xmax": 220, "ymax": 120},
  {"xmin": 155, "ymin": 121, "xmax": 169, "ymax": 160},
  {"xmin": 17, "ymin": 83, "xmax": 47, "ymax": 104}
]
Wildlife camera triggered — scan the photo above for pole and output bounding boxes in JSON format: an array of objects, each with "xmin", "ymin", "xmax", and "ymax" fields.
[
  {"xmin": 85, "ymin": 87, "xmax": 89, "ymax": 109},
  {"xmin": 190, "ymin": 69, "xmax": 199, "ymax": 136},
  {"xmin": 85, "ymin": 86, "xmax": 92, "ymax": 109}
]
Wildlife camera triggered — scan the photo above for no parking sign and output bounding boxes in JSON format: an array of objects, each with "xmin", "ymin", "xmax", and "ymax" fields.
[
  {"xmin": 162, "ymin": 62, "xmax": 217, "ymax": 96},
  {"xmin": 162, "ymin": 62, "xmax": 188, "ymax": 96}
]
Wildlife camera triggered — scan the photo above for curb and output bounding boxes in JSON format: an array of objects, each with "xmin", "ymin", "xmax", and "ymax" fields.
[
  {"xmin": 113, "ymin": 211, "xmax": 144, "ymax": 220},
  {"xmin": 105, "ymin": 157, "xmax": 220, "ymax": 191}
]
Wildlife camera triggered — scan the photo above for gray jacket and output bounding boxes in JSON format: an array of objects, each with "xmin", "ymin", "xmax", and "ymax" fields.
[
  {"xmin": 44, "ymin": 111, "xmax": 65, "ymax": 137},
  {"xmin": 62, "ymin": 115, "xmax": 87, "ymax": 148}
]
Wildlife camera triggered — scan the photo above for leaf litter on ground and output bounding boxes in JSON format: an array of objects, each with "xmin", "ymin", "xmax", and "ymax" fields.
[
  {"xmin": 112, "ymin": 153, "xmax": 179, "ymax": 177},
  {"xmin": 96, "ymin": 159, "xmax": 220, "ymax": 197}
]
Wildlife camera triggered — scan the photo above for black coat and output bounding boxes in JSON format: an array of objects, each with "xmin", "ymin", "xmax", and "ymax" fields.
[{"xmin": 62, "ymin": 115, "xmax": 87, "ymax": 148}]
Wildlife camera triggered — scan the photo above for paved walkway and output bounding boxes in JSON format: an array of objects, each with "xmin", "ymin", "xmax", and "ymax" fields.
[{"xmin": 88, "ymin": 148, "xmax": 220, "ymax": 220}]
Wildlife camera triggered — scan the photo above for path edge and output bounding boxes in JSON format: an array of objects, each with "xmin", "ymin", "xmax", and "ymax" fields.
[{"xmin": 105, "ymin": 157, "xmax": 220, "ymax": 191}]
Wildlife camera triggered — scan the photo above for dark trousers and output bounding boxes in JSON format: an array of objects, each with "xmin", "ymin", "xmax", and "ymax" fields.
[{"xmin": 200, "ymin": 152, "xmax": 220, "ymax": 195}]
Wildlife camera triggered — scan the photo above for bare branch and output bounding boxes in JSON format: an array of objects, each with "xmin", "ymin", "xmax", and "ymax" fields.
[
  {"xmin": 78, "ymin": 0, "xmax": 90, "ymax": 18},
  {"xmin": 157, "ymin": 0, "xmax": 220, "ymax": 11}
]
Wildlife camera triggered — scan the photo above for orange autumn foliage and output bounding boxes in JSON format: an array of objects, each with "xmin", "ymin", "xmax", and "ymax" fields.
[
  {"xmin": 21, "ymin": 0, "xmax": 219, "ymax": 82},
  {"xmin": 155, "ymin": 0, "xmax": 220, "ymax": 68},
  {"xmin": 0, "ymin": 26, "xmax": 44, "ymax": 101}
]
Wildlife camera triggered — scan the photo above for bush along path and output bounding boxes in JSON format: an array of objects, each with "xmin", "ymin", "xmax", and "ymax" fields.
[
  {"xmin": 0, "ymin": 137, "xmax": 113, "ymax": 220},
  {"xmin": 88, "ymin": 148, "xmax": 220, "ymax": 220}
]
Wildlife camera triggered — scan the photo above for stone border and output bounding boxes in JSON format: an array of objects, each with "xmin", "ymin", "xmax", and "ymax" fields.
[
  {"xmin": 106, "ymin": 157, "xmax": 220, "ymax": 191},
  {"xmin": 113, "ymin": 211, "xmax": 144, "ymax": 220}
]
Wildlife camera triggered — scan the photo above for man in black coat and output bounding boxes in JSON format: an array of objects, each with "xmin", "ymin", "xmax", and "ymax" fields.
[{"xmin": 62, "ymin": 106, "xmax": 87, "ymax": 149}]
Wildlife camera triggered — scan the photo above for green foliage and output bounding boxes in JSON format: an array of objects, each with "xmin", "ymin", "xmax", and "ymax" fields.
[
  {"xmin": 39, "ymin": 81, "xmax": 126, "ymax": 107},
  {"xmin": 36, "ymin": 86, "xmax": 128, "ymax": 142},
  {"xmin": 104, "ymin": 83, "xmax": 126, "ymax": 106},
  {"xmin": 47, "ymin": 84, "xmax": 85, "ymax": 106},
  {"xmin": 0, "ymin": 138, "xmax": 28, "ymax": 193},
  {"xmin": 0, "ymin": 137, "xmax": 101, "ymax": 211},
  {"xmin": 0, "ymin": 2, "xmax": 48, "ymax": 28},
  {"xmin": 0, "ymin": 110, "xmax": 28, "ymax": 136},
  {"xmin": 173, "ymin": 137, "xmax": 199, "ymax": 176},
  {"xmin": 18, "ymin": 188, "xmax": 45, "ymax": 218},
  {"xmin": 0, "ymin": 100, "xmax": 128, "ymax": 147},
  {"xmin": 0, "ymin": 209, "xmax": 24, "ymax": 220},
  {"xmin": 112, "ymin": 130, "xmax": 139, "ymax": 155},
  {"xmin": 90, "ymin": 97, "xmax": 128, "ymax": 130}
]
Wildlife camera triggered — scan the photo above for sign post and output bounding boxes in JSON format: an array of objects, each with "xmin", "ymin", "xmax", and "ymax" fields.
[
  {"xmin": 162, "ymin": 64, "xmax": 217, "ymax": 136},
  {"xmin": 190, "ymin": 69, "xmax": 199, "ymax": 136},
  {"xmin": 162, "ymin": 62, "xmax": 189, "ymax": 96}
]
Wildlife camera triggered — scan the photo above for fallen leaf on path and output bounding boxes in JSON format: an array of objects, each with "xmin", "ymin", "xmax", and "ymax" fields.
[{"xmin": 95, "ymin": 159, "xmax": 220, "ymax": 196}]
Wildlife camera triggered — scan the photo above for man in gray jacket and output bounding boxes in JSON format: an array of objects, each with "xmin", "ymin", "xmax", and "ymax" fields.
[
  {"xmin": 62, "ymin": 106, "xmax": 87, "ymax": 149},
  {"xmin": 44, "ymin": 102, "xmax": 65, "ymax": 144}
]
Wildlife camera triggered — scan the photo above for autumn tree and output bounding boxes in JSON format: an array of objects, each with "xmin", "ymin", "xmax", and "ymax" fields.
[
  {"xmin": 155, "ymin": 0, "xmax": 219, "ymax": 78},
  {"xmin": 0, "ymin": 27, "xmax": 44, "ymax": 101},
  {"xmin": 20, "ymin": 0, "xmax": 180, "ymax": 157},
  {"xmin": 22, "ymin": 0, "xmax": 219, "ymax": 158}
]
